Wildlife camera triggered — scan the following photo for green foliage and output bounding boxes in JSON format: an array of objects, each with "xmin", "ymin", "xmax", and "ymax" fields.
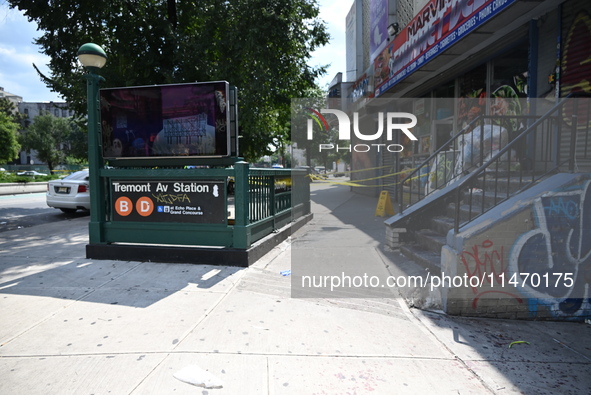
[
  {"xmin": 0, "ymin": 171, "xmax": 58, "ymax": 183},
  {"xmin": 0, "ymin": 112, "xmax": 21, "ymax": 163},
  {"xmin": 0, "ymin": 98, "xmax": 25, "ymax": 124},
  {"xmin": 8, "ymin": 0, "xmax": 330, "ymax": 161},
  {"xmin": 19, "ymin": 112, "xmax": 74, "ymax": 172},
  {"xmin": 64, "ymin": 119, "xmax": 89, "ymax": 163},
  {"xmin": 290, "ymin": 87, "xmax": 338, "ymax": 167}
]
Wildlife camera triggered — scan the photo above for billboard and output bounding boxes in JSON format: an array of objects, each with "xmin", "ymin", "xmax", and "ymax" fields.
[
  {"xmin": 100, "ymin": 81, "xmax": 231, "ymax": 158},
  {"xmin": 369, "ymin": 0, "xmax": 389, "ymax": 63},
  {"xmin": 374, "ymin": 0, "xmax": 517, "ymax": 96}
]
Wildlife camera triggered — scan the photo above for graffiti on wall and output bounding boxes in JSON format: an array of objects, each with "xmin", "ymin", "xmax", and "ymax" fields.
[
  {"xmin": 455, "ymin": 179, "xmax": 590, "ymax": 318},
  {"xmin": 562, "ymin": 11, "xmax": 591, "ymax": 96},
  {"xmin": 510, "ymin": 180, "xmax": 591, "ymax": 317},
  {"xmin": 460, "ymin": 239, "xmax": 522, "ymax": 309},
  {"xmin": 561, "ymin": 11, "xmax": 591, "ymax": 131}
]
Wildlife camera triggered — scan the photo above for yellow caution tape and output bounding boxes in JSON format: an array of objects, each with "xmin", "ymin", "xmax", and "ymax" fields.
[{"xmin": 309, "ymin": 170, "xmax": 429, "ymax": 188}]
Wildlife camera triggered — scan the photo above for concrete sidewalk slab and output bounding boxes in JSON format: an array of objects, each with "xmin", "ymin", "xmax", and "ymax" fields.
[
  {"xmin": 411, "ymin": 306, "xmax": 591, "ymax": 394},
  {"xmin": 0, "ymin": 353, "xmax": 165, "ymax": 395},
  {"xmin": 267, "ymin": 355, "xmax": 490, "ymax": 394},
  {"xmin": 291, "ymin": 246, "xmax": 397, "ymax": 298},
  {"xmin": 0, "ymin": 217, "xmax": 88, "ymax": 259},
  {"xmin": 0, "ymin": 257, "xmax": 139, "ymax": 289},
  {"xmin": 1, "ymin": 288, "xmax": 227, "ymax": 355},
  {"xmin": 132, "ymin": 353, "xmax": 268, "ymax": 395},
  {"xmin": 176, "ymin": 289, "xmax": 443, "ymax": 358},
  {"xmin": 102, "ymin": 262, "xmax": 244, "ymax": 294},
  {"xmin": 413, "ymin": 310, "xmax": 591, "ymax": 363}
]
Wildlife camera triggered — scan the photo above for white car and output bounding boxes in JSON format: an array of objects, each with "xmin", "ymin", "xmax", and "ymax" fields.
[{"xmin": 46, "ymin": 170, "xmax": 90, "ymax": 213}]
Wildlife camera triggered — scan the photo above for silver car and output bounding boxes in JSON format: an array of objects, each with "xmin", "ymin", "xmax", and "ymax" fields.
[{"xmin": 46, "ymin": 170, "xmax": 90, "ymax": 213}]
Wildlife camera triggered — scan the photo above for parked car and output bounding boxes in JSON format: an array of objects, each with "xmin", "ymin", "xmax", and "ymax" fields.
[
  {"xmin": 17, "ymin": 170, "xmax": 47, "ymax": 176},
  {"xmin": 46, "ymin": 170, "xmax": 90, "ymax": 213}
]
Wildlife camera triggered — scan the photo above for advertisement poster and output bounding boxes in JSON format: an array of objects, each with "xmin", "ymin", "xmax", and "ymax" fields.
[
  {"xmin": 369, "ymin": 0, "xmax": 389, "ymax": 62},
  {"xmin": 100, "ymin": 81, "xmax": 230, "ymax": 158},
  {"xmin": 111, "ymin": 180, "xmax": 226, "ymax": 224}
]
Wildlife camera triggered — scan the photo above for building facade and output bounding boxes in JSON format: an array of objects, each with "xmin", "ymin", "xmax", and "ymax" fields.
[
  {"xmin": 0, "ymin": 87, "xmax": 23, "ymax": 107},
  {"xmin": 345, "ymin": 0, "xmax": 591, "ymax": 195},
  {"xmin": 342, "ymin": 0, "xmax": 591, "ymax": 320}
]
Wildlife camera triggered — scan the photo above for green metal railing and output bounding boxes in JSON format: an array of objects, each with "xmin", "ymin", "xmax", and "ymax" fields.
[{"xmin": 92, "ymin": 161, "xmax": 310, "ymax": 249}]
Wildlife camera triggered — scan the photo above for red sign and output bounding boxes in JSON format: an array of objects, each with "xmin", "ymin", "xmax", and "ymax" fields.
[{"xmin": 374, "ymin": 0, "xmax": 516, "ymax": 95}]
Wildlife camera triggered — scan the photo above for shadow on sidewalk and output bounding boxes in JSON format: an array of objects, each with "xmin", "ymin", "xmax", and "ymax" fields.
[
  {"xmin": 299, "ymin": 182, "xmax": 591, "ymax": 394},
  {"xmin": 0, "ymin": 217, "xmax": 243, "ymax": 308},
  {"xmin": 291, "ymin": 182, "xmax": 428, "ymax": 299}
]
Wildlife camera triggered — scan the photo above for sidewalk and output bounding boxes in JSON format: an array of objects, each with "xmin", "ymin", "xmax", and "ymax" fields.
[{"xmin": 0, "ymin": 182, "xmax": 589, "ymax": 394}]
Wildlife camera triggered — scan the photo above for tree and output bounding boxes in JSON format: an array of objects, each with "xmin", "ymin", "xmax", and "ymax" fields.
[
  {"xmin": 63, "ymin": 119, "xmax": 89, "ymax": 164},
  {"xmin": 20, "ymin": 112, "xmax": 74, "ymax": 172},
  {"xmin": 0, "ymin": 112, "xmax": 21, "ymax": 164},
  {"xmin": 290, "ymin": 87, "xmax": 335, "ymax": 167},
  {"xmin": 8, "ymin": 0, "xmax": 330, "ymax": 161},
  {"xmin": 0, "ymin": 97, "xmax": 25, "ymax": 124}
]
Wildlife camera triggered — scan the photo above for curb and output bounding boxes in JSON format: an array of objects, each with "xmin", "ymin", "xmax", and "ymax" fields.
[{"xmin": 0, "ymin": 182, "xmax": 47, "ymax": 196}]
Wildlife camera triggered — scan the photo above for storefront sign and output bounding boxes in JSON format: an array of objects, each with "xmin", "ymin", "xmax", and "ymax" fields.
[
  {"xmin": 350, "ymin": 74, "xmax": 371, "ymax": 103},
  {"xmin": 374, "ymin": 0, "xmax": 517, "ymax": 97},
  {"xmin": 112, "ymin": 180, "xmax": 226, "ymax": 223}
]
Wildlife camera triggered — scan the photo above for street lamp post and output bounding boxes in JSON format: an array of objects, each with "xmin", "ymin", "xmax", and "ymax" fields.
[{"xmin": 77, "ymin": 43, "xmax": 107, "ymax": 244}]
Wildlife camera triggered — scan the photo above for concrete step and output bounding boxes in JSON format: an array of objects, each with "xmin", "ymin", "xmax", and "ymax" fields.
[
  {"xmin": 431, "ymin": 216, "xmax": 455, "ymax": 235},
  {"xmin": 461, "ymin": 188, "xmax": 511, "ymax": 209},
  {"xmin": 446, "ymin": 203, "xmax": 485, "ymax": 222},
  {"xmin": 415, "ymin": 229, "xmax": 447, "ymax": 254},
  {"xmin": 400, "ymin": 244, "xmax": 441, "ymax": 275}
]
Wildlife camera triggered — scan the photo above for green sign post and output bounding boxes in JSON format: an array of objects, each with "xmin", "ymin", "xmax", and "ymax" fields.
[{"xmin": 77, "ymin": 43, "xmax": 107, "ymax": 245}]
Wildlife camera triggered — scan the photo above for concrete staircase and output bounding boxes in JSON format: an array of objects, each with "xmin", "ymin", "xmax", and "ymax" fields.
[{"xmin": 397, "ymin": 174, "xmax": 542, "ymax": 274}]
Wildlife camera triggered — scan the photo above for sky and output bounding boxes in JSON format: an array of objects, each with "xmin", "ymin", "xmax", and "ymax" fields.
[{"xmin": 0, "ymin": 0, "xmax": 349, "ymax": 103}]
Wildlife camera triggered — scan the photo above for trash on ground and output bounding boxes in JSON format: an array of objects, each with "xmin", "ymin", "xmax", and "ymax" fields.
[
  {"xmin": 508, "ymin": 341, "xmax": 530, "ymax": 349},
  {"xmin": 280, "ymin": 270, "xmax": 291, "ymax": 276},
  {"xmin": 173, "ymin": 365, "xmax": 224, "ymax": 389}
]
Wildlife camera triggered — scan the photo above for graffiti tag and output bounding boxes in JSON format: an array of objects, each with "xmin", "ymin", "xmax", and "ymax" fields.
[
  {"xmin": 152, "ymin": 193, "xmax": 191, "ymax": 205},
  {"xmin": 511, "ymin": 180, "xmax": 591, "ymax": 316},
  {"xmin": 461, "ymin": 239, "xmax": 522, "ymax": 308}
]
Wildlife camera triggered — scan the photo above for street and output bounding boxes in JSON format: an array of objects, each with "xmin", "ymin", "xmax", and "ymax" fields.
[{"xmin": 0, "ymin": 193, "xmax": 89, "ymax": 233}]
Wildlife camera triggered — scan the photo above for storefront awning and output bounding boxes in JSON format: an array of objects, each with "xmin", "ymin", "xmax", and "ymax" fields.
[{"xmin": 373, "ymin": 0, "xmax": 565, "ymax": 100}]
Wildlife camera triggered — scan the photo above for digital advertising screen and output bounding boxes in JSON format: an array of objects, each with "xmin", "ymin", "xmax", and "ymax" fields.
[{"xmin": 100, "ymin": 81, "xmax": 231, "ymax": 159}]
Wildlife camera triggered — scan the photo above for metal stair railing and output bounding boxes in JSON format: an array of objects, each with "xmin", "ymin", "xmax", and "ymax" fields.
[
  {"xmin": 453, "ymin": 93, "xmax": 591, "ymax": 232},
  {"xmin": 398, "ymin": 114, "xmax": 538, "ymax": 214}
]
